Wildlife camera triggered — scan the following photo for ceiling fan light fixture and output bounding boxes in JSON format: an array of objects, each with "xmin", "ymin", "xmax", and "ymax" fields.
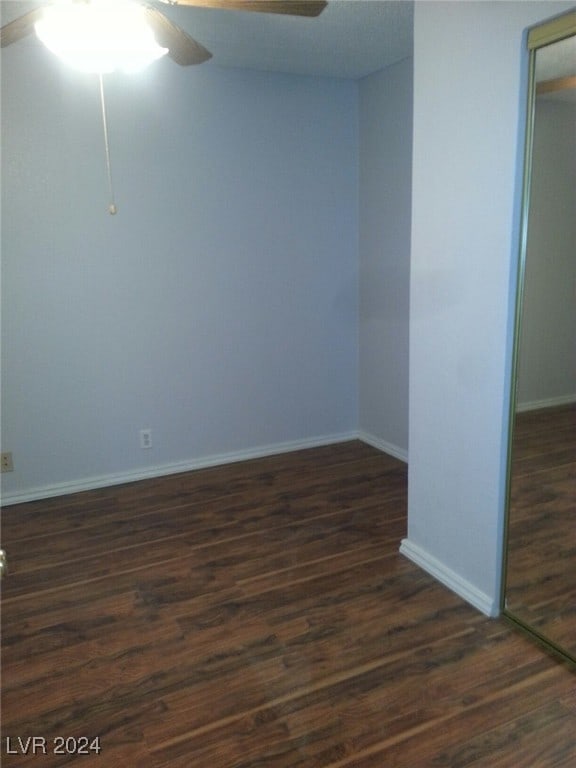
[{"xmin": 34, "ymin": 1, "xmax": 168, "ymax": 74}]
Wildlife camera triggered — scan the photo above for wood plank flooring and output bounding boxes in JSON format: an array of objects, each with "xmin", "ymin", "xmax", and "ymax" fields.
[
  {"xmin": 505, "ymin": 404, "xmax": 576, "ymax": 656},
  {"xmin": 1, "ymin": 441, "xmax": 574, "ymax": 767}
]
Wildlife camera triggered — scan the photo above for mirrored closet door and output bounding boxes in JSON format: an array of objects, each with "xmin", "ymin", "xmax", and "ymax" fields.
[{"xmin": 503, "ymin": 10, "xmax": 576, "ymax": 664}]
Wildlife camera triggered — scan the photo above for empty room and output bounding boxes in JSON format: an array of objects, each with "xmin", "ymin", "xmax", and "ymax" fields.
[{"xmin": 1, "ymin": 1, "xmax": 574, "ymax": 766}]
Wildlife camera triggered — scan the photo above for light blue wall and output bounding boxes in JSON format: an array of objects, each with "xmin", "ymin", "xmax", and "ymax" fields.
[
  {"xmin": 1, "ymin": 41, "xmax": 359, "ymax": 499},
  {"xmin": 405, "ymin": 1, "xmax": 575, "ymax": 615},
  {"xmin": 517, "ymin": 100, "xmax": 576, "ymax": 409},
  {"xmin": 358, "ymin": 57, "xmax": 412, "ymax": 460}
]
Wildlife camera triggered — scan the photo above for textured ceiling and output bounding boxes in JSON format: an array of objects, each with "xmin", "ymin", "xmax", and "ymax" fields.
[{"xmin": 1, "ymin": 0, "xmax": 414, "ymax": 80}]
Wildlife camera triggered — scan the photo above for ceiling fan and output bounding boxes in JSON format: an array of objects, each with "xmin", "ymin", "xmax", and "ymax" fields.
[
  {"xmin": 0, "ymin": 1, "xmax": 328, "ymax": 69},
  {"xmin": 1, "ymin": 1, "xmax": 328, "ymax": 214}
]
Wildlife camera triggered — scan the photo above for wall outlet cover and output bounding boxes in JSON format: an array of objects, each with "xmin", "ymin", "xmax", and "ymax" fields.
[{"xmin": 1, "ymin": 452, "xmax": 14, "ymax": 472}]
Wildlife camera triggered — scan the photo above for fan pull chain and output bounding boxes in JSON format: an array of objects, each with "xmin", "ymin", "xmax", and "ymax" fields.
[{"xmin": 98, "ymin": 74, "xmax": 117, "ymax": 215}]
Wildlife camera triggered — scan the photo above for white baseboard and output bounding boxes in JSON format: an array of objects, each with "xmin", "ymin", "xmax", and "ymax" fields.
[
  {"xmin": 1, "ymin": 431, "xmax": 357, "ymax": 506},
  {"xmin": 399, "ymin": 538, "xmax": 499, "ymax": 617},
  {"xmin": 516, "ymin": 393, "xmax": 576, "ymax": 413},
  {"xmin": 357, "ymin": 431, "xmax": 408, "ymax": 463}
]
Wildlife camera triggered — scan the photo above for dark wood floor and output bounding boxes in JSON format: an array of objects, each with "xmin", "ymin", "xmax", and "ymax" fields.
[
  {"xmin": 1, "ymin": 441, "xmax": 574, "ymax": 767},
  {"xmin": 506, "ymin": 403, "xmax": 576, "ymax": 656}
]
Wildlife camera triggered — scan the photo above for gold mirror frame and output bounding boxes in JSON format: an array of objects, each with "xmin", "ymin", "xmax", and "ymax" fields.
[{"xmin": 501, "ymin": 9, "xmax": 576, "ymax": 666}]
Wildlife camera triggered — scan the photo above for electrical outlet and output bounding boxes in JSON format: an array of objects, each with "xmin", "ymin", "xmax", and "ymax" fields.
[
  {"xmin": 1, "ymin": 452, "xmax": 14, "ymax": 472},
  {"xmin": 140, "ymin": 429, "xmax": 152, "ymax": 449}
]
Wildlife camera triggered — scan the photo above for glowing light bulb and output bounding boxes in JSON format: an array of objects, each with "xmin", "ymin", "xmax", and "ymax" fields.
[{"xmin": 35, "ymin": 1, "xmax": 168, "ymax": 74}]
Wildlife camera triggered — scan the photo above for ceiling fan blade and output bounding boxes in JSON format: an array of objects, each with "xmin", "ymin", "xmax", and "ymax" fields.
[
  {"xmin": 0, "ymin": 8, "xmax": 44, "ymax": 48},
  {"xmin": 144, "ymin": 8, "xmax": 212, "ymax": 65},
  {"xmin": 167, "ymin": 1, "xmax": 327, "ymax": 17}
]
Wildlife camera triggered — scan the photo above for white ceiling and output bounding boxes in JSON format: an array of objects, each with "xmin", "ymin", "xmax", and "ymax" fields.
[
  {"xmin": 535, "ymin": 34, "xmax": 576, "ymax": 81},
  {"xmin": 535, "ymin": 33, "xmax": 576, "ymax": 104},
  {"xmin": 1, "ymin": 0, "xmax": 414, "ymax": 80}
]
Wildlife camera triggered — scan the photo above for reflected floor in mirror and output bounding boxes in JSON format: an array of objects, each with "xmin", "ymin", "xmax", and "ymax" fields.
[{"xmin": 506, "ymin": 403, "xmax": 576, "ymax": 656}]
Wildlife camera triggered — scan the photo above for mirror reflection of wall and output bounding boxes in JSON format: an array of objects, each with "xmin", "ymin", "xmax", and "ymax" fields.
[
  {"xmin": 516, "ymin": 67, "xmax": 576, "ymax": 410},
  {"xmin": 503, "ymin": 17, "xmax": 576, "ymax": 665}
]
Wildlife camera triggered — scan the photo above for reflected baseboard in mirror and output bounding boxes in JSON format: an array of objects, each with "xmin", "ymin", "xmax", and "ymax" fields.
[
  {"xmin": 504, "ymin": 403, "xmax": 576, "ymax": 660},
  {"xmin": 502, "ymin": 8, "xmax": 576, "ymax": 666}
]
